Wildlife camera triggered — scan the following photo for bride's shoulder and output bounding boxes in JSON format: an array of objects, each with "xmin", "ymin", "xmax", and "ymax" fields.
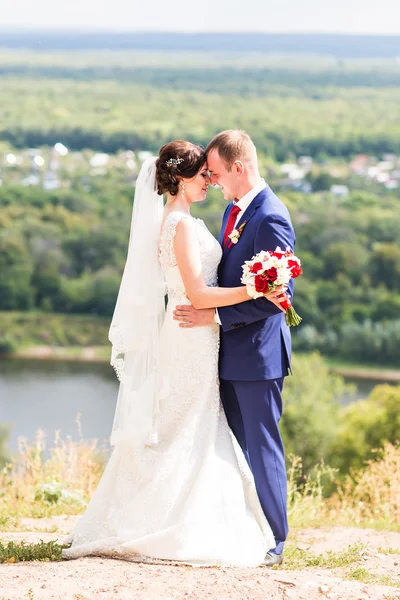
[{"xmin": 162, "ymin": 211, "xmax": 193, "ymax": 239}]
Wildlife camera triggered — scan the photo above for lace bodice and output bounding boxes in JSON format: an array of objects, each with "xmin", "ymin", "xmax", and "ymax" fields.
[{"xmin": 159, "ymin": 211, "xmax": 222, "ymax": 300}]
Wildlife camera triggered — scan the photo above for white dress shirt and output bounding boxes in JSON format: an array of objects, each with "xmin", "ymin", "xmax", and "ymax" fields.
[
  {"xmin": 215, "ymin": 179, "xmax": 267, "ymax": 325},
  {"xmin": 232, "ymin": 179, "xmax": 266, "ymax": 228}
]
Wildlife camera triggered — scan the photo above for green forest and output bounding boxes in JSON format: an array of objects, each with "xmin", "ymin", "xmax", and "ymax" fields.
[
  {"xmin": 1, "ymin": 181, "xmax": 400, "ymax": 364},
  {"xmin": 1, "ymin": 50, "xmax": 400, "ymax": 365},
  {"xmin": 1, "ymin": 51, "xmax": 400, "ymax": 159}
]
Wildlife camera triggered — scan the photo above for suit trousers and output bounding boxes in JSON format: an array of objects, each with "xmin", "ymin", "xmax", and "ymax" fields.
[{"xmin": 220, "ymin": 378, "xmax": 288, "ymax": 555}]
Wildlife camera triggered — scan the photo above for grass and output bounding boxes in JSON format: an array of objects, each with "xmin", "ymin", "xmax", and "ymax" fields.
[
  {"xmin": 287, "ymin": 454, "xmax": 338, "ymax": 528},
  {"xmin": 0, "ymin": 417, "xmax": 106, "ymax": 521},
  {"xmin": 281, "ymin": 541, "xmax": 400, "ymax": 589},
  {"xmin": 0, "ymin": 428, "xmax": 399, "ymax": 576},
  {"xmin": 1, "ymin": 426, "xmax": 399, "ymax": 530},
  {"xmin": 377, "ymin": 547, "xmax": 400, "ymax": 555},
  {"xmin": 287, "ymin": 444, "xmax": 400, "ymax": 532},
  {"xmin": 0, "ymin": 432, "xmax": 397, "ymax": 596},
  {"xmin": 347, "ymin": 567, "xmax": 400, "ymax": 588},
  {"xmin": 0, "ymin": 538, "xmax": 368, "ymax": 567},
  {"xmin": 0, "ymin": 516, "xmax": 21, "ymax": 532},
  {"xmin": 0, "ymin": 539, "xmax": 67, "ymax": 563},
  {"xmin": 330, "ymin": 443, "xmax": 400, "ymax": 529},
  {"xmin": 281, "ymin": 542, "xmax": 366, "ymax": 570}
]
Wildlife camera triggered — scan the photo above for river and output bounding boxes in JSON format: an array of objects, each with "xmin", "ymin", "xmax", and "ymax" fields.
[{"xmin": 0, "ymin": 358, "xmax": 392, "ymax": 453}]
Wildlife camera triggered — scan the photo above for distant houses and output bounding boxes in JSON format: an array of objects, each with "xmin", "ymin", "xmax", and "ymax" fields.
[
  {"xmin": 330, "ymin": 185, "xmax": 349, "ymax": 198},
  {"xmin": 350, "ymin": 153, "xmax": 400, "ymax": 190},
  {"xmin": 1, "ymin": 145, "xmax": 400, "ymax": 195}
]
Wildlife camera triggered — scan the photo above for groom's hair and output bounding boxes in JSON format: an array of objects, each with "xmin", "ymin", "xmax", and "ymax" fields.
[{"xmin": 206, "ymin": 130, "xmax": 257, "ymax": 171}]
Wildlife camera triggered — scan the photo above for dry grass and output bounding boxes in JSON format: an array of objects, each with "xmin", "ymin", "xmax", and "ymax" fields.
[
  {"xmin": 287, "ymin": 454, "xmax": 338, "ymax": 528},
  {"xmin": 0, "ymin": 417, "xmax": 105, "ymax": 525},
  {"xmin": 1, "ymin": 426, "xmax": 399, "ymax": 534},
  {"xmin": 288, "ymin": 443, "xmax": 400, "ymax": 531},
  {"xmin": 329, "ymin": 443, "xmax": 400, "ymax": 529},
  {"xmin": 0, "ymin": 433, "xmax": 399, "ymax": 567}
]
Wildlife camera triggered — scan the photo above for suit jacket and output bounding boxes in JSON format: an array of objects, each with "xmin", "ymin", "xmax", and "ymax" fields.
[{"xmin": 218, "ymin": 185, "xmax": 295, "ymax": 381}]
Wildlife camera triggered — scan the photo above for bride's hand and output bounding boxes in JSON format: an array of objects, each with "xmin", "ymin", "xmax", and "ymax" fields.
[{"xmin": 264, "ymin": 286, "xmax": 288, "ymax": 313}]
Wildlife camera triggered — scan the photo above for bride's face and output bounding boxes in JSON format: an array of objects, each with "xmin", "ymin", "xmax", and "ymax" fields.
[{"xmin": 182, "ymin": 163, "xmax": 210, "ymax": 204}]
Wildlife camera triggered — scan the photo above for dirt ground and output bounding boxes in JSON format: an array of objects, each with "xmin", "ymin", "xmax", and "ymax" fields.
[{"xmin": 1, "ymin": 516, "xmax": 400, "ymax": 600}]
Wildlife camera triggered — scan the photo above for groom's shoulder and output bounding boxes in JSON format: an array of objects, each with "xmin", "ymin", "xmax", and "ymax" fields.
[{"xmin": 259, "ymin": 186, "xmax": 292, "ymax": 223}]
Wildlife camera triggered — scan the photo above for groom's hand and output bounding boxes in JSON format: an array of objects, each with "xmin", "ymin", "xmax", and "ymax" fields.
[{"xmin": 173, "ymin": 305, "xmax": 215, "ymax": 328}]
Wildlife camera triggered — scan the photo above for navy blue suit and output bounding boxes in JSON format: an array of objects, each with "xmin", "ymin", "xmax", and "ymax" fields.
[{"xmin": 218, "ymin": 184, "xmax": 295, "ymax": 555}]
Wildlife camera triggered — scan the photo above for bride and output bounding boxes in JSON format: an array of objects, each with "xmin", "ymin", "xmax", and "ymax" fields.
[{"xmin": 63, "ymin": 141, "xmax": 287, "ymax": 567}]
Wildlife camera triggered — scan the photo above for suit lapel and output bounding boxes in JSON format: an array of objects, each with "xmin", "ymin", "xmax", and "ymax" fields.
[{"xmin": 220, "ymin": 188, "xmax": 268, "ymax": 264}]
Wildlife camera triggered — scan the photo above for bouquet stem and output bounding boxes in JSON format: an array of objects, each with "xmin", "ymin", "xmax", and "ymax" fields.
[{"xmin": 284, "ymin": 306, "xmax": 302, "ymax": 327}]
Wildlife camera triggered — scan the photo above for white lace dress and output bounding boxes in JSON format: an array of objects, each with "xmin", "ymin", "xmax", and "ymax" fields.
[{"xmin": 63, "ymin": 211, "xmax": 274, "ymax": 566}]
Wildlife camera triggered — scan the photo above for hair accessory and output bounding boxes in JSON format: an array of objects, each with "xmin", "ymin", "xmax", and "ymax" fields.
[{"xmin": 166, "ymin": 158, "xmax": 184, "ymax": 167}]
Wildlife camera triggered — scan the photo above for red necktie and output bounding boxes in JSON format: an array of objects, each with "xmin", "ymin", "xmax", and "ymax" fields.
[{"xmin": 223, "ymin": 204, "xmax": 241, "ymax": 247}]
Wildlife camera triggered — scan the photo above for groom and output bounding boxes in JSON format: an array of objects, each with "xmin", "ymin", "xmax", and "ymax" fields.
[{"xmin": 174, "ymin": 130, "xmax": 295, "ymax": 565}]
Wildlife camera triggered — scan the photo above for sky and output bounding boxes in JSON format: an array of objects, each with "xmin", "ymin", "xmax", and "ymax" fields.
[{"xmin": 1, "ymin": 0, "xmax": 400, "ymax": 35}]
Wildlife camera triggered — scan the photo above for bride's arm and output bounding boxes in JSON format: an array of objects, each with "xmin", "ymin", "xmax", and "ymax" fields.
[
  {"xmin": 173, "ymin": 218, "xmax": 249, "ymax": 309},
  {"xmin": 173, "ymin": 218, "xmax": 287, "ymax": 311}
]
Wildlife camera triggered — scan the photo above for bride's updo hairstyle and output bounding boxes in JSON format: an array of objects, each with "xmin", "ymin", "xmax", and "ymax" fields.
[{"xmin": 156, "ymin": 141, "xmax": 205, "ymax": 196}]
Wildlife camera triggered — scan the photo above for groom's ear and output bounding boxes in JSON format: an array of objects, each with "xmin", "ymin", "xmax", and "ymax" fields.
[{"xmin": 233, "ymin": 160, "xmax": 244, "ymax": 175}]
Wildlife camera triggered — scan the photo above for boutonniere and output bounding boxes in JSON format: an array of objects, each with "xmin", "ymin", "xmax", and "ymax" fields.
[{"xmin": 228, "ymin": 222, "xmax": 247, "ymax": 248}]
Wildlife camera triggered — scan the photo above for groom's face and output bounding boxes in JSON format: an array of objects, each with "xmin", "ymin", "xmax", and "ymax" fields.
[{"xmin": 207, "ymin": 150, "xmax": 239, "ymax": 202}]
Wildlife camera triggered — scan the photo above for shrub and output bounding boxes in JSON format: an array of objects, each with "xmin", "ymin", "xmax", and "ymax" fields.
[
  {"xmin": 331, "ymin": 384, "xmax": 400, "ymax": 474},
  {"xmin": 281, "ymin": 352, "xmax": 354, "ymax": 474},
  {"xmin": 0, "ymin": 336, "xmax": 17, "ymax": 354}
]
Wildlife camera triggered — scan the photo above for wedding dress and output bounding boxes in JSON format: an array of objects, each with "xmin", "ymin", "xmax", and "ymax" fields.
[{"xmin": 63, "ymin": 210, "xmax": 274, "ymax": 566}]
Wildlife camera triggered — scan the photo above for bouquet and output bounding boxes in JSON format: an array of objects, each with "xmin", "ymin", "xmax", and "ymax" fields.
[{"xmin": 241, "ymin": 247, "xmax": 303, "ymax": 326}]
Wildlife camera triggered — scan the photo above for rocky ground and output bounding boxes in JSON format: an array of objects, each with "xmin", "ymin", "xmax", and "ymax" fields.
[{"xmin": 1, "ymin": 517, "xmax": 400, "ymax": 600}]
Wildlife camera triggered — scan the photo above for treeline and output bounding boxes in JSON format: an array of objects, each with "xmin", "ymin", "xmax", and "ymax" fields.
[
  {"xmin": 1, "ymin": 182, "xmax": 400, "ymax": 364},
  {"xmin": 2, "ymin": 76, "xmax": 400, "ymax": 160},
  {"xmin": 1, "ymin": 32, "xmax": 400, "ymax": 58},
  {"xmin": 4, "ymin": 126, "xmax": 399, "ymax": 161},
  {"xmin": 1, "ymin": 64, "xmax": 400, "ymax": 91},
  {"xmin": 1, "ymin": 52, "xmax": 400, "ymax": 160}
]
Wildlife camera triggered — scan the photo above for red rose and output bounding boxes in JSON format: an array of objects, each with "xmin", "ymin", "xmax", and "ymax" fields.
[
  {"xmin": 266, "ymin": 267, "xmax": 278, "ymax": 282},
  {"xmin": 250, "ymin": 261, "xmax": 263, "ymax": 274},
  {"xmin": 280, "ymin": 298, "xmax": 292, "ymax": 310},
  {"xmin": 291, "ymin": 265, "xmax": 302, "ymax": 278},
  {"xmin": 288, "ymin": 260, "xmax": 302, "ymax": 278},
  {"xmin": 255, "ymin": 275, "xmax": 270, "ymax": 293},
  {"xmin": 272, "ymin": 251, "xmax": 284, "ymax": 258}
]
